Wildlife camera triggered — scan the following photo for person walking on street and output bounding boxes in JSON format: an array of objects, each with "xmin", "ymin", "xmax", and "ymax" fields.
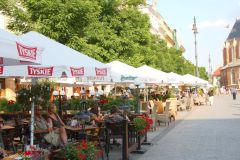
[
  {"xmin": 208, "ymin": 89, "xmax": 214, "ymax": 106},
  {"xmin": 231, "ymin": 87, "xmax": 237, "ymax": 100}
]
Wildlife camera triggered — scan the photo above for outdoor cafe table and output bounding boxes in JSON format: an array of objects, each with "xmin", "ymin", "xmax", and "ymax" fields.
[
  {"xmin": 65, "ymin": 126, "xmax": 98, "ymax": 140},
  {"xmin": 1, "ymin": 125, "xmax": 15, "ymax": 130}
]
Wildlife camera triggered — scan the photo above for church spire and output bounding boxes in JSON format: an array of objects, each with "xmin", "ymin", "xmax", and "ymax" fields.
[
  {"xmin": 226, "ymin": 18, "xmax": 240, "ymax": 41},
  {"xmin": 152, "ymin": 0, "xmax": 158, "ymax": 10}
]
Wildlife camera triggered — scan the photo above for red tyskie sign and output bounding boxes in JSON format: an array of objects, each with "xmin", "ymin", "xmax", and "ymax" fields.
[
  {"xmin": 0, "ymin": 66, "xmax": 3, "ymax": 74},
  {"xmin": 16, "ymin": 42, "xmax": 37, "ymax": 60},
  {"xmin": 28, "ymin": 66, "xmax": 53, "ymax": 76},
  {"xmin": 95, "ymin": 68, "xmax": 107, "ymax": 76},
  {"xmin": 70, "ymin": 67, "xmax": 84, "ymax": 76},
  {"xmin": 0, "ymin": 58, "xmax": 3, "ymax": 64}
]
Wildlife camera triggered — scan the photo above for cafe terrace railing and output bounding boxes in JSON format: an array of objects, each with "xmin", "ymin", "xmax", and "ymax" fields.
[{"xmin": 105, "ymin": 119, "xmax": 150, "ymax": 160}]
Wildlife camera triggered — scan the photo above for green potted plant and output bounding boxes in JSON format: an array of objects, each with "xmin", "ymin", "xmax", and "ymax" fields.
[{"xmin": 133, "ymin": 115, "xmax": 153, "ymax": 135}]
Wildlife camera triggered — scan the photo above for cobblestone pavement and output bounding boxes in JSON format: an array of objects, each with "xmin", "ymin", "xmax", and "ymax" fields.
[{"xmin": 136, "ymin": 95, "xmax": 240, "ymax": 160}]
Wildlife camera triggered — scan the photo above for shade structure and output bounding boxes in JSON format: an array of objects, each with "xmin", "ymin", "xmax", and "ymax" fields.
[
  {"xmin": 136, "ymin": 65, "xmax": 168, "ymax": 84},
  {"xmin": 106, "ymin": 60, "xmax": 139, "ymax": 83},
  {"xmin": 0, "ymin": 31, "xmax": 111, "ymax": 82},
  {"xmin": 0, "ymin": 31, "xmax": 110, "ymax": 146},
  {"xmin": 166, "ymin": 72, "xmax": 184, "ymax": 84},
  {"xmin": 183, "ymin": 74, "xmax": 208, "ymax": 86},
  {"xmin": 0, "ymin": 29, "xmax": 43, "ymax": 66}
]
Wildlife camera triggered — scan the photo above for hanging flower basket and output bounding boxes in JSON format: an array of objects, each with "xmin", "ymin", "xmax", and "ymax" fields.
[{"xmin": 133, "ymin": 114, "xmax": 153, "ymax": 135}]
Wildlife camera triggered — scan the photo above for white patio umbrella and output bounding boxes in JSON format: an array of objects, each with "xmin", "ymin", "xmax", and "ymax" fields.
[
  {"xmin": 136, "ymin": 65, "xmax": 168, "ymax": 84},
  {"xmin": 106, "ymin": 60, "xmax": 139, "ymax": 83},
  {"xmin": 0, "ymin": 31, "xmax": 110, "ymax": 145},
  {"xmin": 0, "ymin": 29, "xmax": 43, "ymax": 66},
  {"xmin": 0, "ymin": 31, "xmax": 110, "ymax": 81},
  {"xmin": 167, "ymin": 72, "xmax": 184, "ymax": 85},
  {"xmin": 183, "ymin": 74, "xmax": 208, "ymax": 86}
]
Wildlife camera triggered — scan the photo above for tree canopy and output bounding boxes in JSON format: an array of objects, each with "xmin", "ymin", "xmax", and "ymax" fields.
[{"xmin": 0, "ymin": 0, "xmax": 208, "ymax": 79}]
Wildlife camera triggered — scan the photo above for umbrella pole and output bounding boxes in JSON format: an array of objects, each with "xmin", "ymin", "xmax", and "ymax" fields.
[
  {"xmin": 30, "ymin": 78, "xmax": 37, "ymax": 146},
  {"xmin": 30, "ymin": 101, "xmax": 34, "ymax": 146}
]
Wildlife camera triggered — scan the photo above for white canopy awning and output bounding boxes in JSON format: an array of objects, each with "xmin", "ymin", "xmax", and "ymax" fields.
[
  {"xmin": 167, "ymin": 72, "xmax": 184, "ymax": 84},
  {"xmin": 107, "ymin": 60, "xmax": 139, "ymax": 83},
  {"xmin": 183, "ymin": 74, "xmax": 209, "ymax": 86},
  {"xmin": 0, "ymin": 29, "xmax": 43, "ymax": 66},
  {"xmin": 136, "ymin": 65, "xmax": 168, "ymax": 84},
  {"xmin": 0, "ymin": 31, "xmax": 110, "ymax": 82}
]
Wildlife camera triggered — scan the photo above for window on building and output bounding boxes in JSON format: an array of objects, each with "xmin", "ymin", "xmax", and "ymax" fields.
[
  {"xmin": 239, "ymin": 43, "xmax": 240, "ymax": 59},
  {"xmin": 231, "ymin": 68, "xmax": 236, "ymax": 84},
  {"xmin": 232, "ymin": 46, "xmax": 235, "ymax": 62}
]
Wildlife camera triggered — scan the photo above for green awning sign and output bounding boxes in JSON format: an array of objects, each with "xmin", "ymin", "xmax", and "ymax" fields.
[{"xmin": 121, "ymin": 75, "xmax": 137, "ymax": 81}]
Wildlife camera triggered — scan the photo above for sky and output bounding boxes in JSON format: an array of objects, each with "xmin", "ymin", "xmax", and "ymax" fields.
[{"xmin": 154, "ymin": 0, "xmax": 240, "ymax": 73}]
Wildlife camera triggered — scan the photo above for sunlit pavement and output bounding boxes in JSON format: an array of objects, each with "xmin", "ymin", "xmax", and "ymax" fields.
[{"xmin": 136, "ymin": 95, "xmax": 240, "ymax": 160}]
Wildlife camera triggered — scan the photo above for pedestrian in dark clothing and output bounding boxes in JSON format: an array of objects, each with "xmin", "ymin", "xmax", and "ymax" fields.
[
  {"xmin": 208, "ymin": 89, "xmax": 214, "ymax": 106},
  {"xmin": 231, "ymin": 88, "xmax": 237, "ymax": 100}
]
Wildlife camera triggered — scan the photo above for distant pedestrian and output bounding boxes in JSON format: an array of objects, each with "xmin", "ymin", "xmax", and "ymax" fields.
[
  {"xmin": 208, "ymin": 89, "xmax": 214, "ymax": 106},
  {"xmin": 231, "ymin": 87, "xmax": 237, "ymax": 100}
]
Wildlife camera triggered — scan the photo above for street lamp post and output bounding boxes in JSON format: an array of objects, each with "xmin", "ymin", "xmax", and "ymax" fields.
[
  {"xmin": 53, "ymin": 89, "xmax": 65, "ymax": 118},
  {"xmin": 192, "ymin": 16, "xmax": 199, "ymax": 77},
  {"xmin": 129, "ymin": 79, "xmax": 144, "ymax": 113}
]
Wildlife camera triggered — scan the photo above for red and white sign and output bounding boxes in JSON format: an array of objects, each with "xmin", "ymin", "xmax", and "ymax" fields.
[
  {"xmin": 95, "ymin": 68, "xmax": 107, "ymax": 76},
  {"xmin": 70, "ymin": 67, "xmax": 84, "ymax": 76},
  {"xmin": 0, "ymin": 58, "xmax": 3, "ymax": 64},
  {"xmin": 28, "ymin": 66, "xmax": 53, "ymax": 76},
  {"xmin": 0, "ymin": 66, "xmax": 3, "ymax": 74},
  {"xmin": 16, "ymin": 42, "xmax": 37, "ymax": 60}
]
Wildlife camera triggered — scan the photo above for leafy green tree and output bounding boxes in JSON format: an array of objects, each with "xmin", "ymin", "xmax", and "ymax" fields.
[{"xmin": 199, "ymin": 67, "xmax": 208, "ymax": 80}]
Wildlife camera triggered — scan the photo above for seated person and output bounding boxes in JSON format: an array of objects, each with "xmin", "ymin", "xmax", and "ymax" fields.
[
  {"xmin": 122, "ymin": 110, "xmax": 130, "ymax": 122},
  {"xmin": 104, "ymin": 106, "xmax": 124, "ymax": 123},
  {"xmin": 34, "ymin": 105, "xmax": 60, "ymax": 147},
  {"xmin": 47, "ymin": 103, "xmax": 68, "ymax": 146},
  {"xmin": 89, "ymin": 105, "xmax": 103, "ymax": 125}
]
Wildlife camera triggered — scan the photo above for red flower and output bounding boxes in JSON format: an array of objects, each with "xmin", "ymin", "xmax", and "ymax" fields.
[
  {"xmin": 24, "ymin": 150, "xmax": 31, "ymax": 156},
  {"xmin": 137, "ymin": 114, "xmax": 153, "ymax": 134},
  {"xmin": 81, "ymin": 140, "xmax": 87, "ymax": 150},
  {"xmin": 7, "ymin": 100, "xmax": 15, "ymax": 105},
  {"xmin": 77, "ymin": 144, "xmax": 81, "ymax": 151},
  {"xmin": 78, "ymin": 153, "xmax": 86, "ymax": 159},
  {"xmin": 97, "ymin": 150, "xmax": 104, "ymax": 157},
  {"xmin": 98, "ymin": 99, "xmax": 108, "ymax": 105}
]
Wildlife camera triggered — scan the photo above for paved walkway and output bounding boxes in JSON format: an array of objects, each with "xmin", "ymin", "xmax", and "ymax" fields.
[{"xmin": 136, "ymin": 95, "xmax": 240, "ymax": 160}]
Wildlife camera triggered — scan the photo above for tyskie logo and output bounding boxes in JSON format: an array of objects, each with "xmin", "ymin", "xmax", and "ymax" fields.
[
  {"xmin": 28, "ymin": 66, "xmax": 53, "ymax": 76},
  {"xmin": 70, "ymin": 67, "xmax": 84, "ymax": 76},
  {"xmin": 0, "ymin": 66, "xmax": 3, "ymax": 74},
  {"xmin": 16, "ymin": 42, "xmax": 37, "ymax": 60},
  {"xmin": 0, "ymin": 58, "xmax": 3, "ymax": 64},
  {"xmin": 95, "ymin": 68, "xmax": 107, "ymax": 76}
]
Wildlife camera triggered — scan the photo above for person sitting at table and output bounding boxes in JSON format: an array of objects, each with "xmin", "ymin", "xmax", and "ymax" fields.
[
  {"xmin": 122, "ymin": 109, "xmax": 130, "ymax": 122},
  {"xmin": 47, "ymin": 103, "xmax": 68, "ymax": 146},
  {"xmin": 103, "ymin": 105, "xmax": 124, "ymax": 123},
  {"xmin": 89, "ymin": 105, "xmax": 103, "ymax": 125},
  {"xmin": 34, "ymin": 105, "xmax": 61, "ymax": 147}
]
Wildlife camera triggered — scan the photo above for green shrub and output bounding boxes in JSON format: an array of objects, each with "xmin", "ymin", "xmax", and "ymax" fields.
[
  {"xmin": 100, "ymin": 97, "xmax": 122, "ymax": 111},
  {"xmin": 0, "ymin": 98, "xmax": 8, "ymax": 111},
  {"xmin": 133, "ymin": 117, "xmax": 147, "ymax": 131},
  {"xmin": 67, "ymin": 98, "xmax": 81, "ymax": 110},
  {"xmin": 4, "ymin": 103, "xmax": 22, "ymax": 113}
]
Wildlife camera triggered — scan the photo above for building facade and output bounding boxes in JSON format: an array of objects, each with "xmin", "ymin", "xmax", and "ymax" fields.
[
  {"xmin": 212, "ymin": 67, "xmax": 221, "ymax": 87},
  {"xmin": 221, "ymin": 18, "xmax": 240, "ymax": 88},
  {"xmin": 138, "ymin": 0, "xmax": 185, "ymax": 52}
]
